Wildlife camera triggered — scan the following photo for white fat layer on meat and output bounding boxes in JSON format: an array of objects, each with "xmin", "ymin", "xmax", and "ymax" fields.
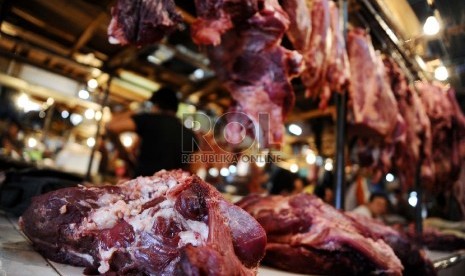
[
  {"xmin": 97, "ymin": 247, "xmax": 117, "ymax": 274},
  {"xmin": 89, "ymin": 200, "xmax": 129, "ymax": 229},
  {"xmin": 97, "ymin": 193, "xmax": 123, "ymax": 206},
  {"xmin": 65, "ymin": 249, "xmax": 94, "ymax": 264},
  {"xmin": 59, "ymin": 205, "xmax": 67, "ymax": 214},
  {"xmin": 79, "ymin": 173, "xmax": 209, "ymax": 274}
]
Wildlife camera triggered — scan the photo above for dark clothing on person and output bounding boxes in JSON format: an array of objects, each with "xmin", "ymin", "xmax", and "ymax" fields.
[
  {"xmin": 269, "ymin": 167, "xmax": 296, "ymax": 195},
  {"xmin": 132, "ymin": 113, "xmax": 197, "ymax": 176}
]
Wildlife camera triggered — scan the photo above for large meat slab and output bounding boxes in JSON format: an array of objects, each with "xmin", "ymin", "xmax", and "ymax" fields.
[
  {"xmin": 238, "ymin": 193, "xmax": 436, "ymax": 276},
  {"xmin": 20, "ymin": 170, "xmax": 266, "ymax": 275}
]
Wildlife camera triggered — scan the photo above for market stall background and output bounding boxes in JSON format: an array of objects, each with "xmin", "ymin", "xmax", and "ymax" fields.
[{"xmin": 0, "ymin": 0, "xmax": 465, "ymax": 275}]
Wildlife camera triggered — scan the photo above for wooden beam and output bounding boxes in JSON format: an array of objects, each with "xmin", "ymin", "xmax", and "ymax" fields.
[
  {"xmin": 11, "ymin": 7, "xmax": 76, "ymax": 43},
  {"xmin": 176, "ymin": 7, "xmax": 196, "ymax": 25},
  {"xmin": 69, "ymin": 12, "xmax": 107, "ymax": 57}
]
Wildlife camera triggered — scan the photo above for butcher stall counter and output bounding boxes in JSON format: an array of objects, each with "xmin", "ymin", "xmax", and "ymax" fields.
[{"xmin": 1, "ymin": 212, "xmax": 464, "ymax": 276}]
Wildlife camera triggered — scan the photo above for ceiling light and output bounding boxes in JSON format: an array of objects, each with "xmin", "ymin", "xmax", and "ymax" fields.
[
  {"xmin": 229, "ymin": 165, "xmax": 237, "ymax": 174},
  {"xmin": 27, "ymin": 137, "xmax": 37, "ymax": 148},
  {"xmin": 385, "ymin": 173, "xmax": 394, "ymax": 182},
  {"xmin": 86, "ymin": 137, "xmax": 96, "ymax": 147},
  {"xmin": 84, "ymin": 109, "xmax": 95, "ymax": 120},
  {"xmin": 288, "ymin": 124, "xmax": 302, "ymax": 136},
  {"xmin": 121, "ymin": 133, "xmax": 134, "ymax": 148},
  {"xmin": 220, "ymin": 167, "xmax": 230, "ymax": 177},
  {"xmin": 306, "ymin": 151, "xmax": 316, "ymax": 165},
  {"xmin": 61, "ymin": 110, "xmax": 70, "ymax": 119},
  {"xmin": 209, "ymin": 167, "xmax": 219, "ymax": 177},
  {"xmin": 290, "ymin": 164, "xmax": 299, "ymax": 173},
  {"xmin": 70, "ymin": 113, "xmax": 83, "ymax": 125},
  {"xmin": 256, "ymin": 156, "xmax": 266, "ymax": 167},
  {"xmin": 408, "ymin": 191, "xmax": 418, "ymax": 207},
  {"xmin": 95, "ymin": 111, "xmax": 102, "ymax": 121},
  {"xmin": 46, "ymin": 97, "xmax": 54, "ymax": 106},
  {"xmin": 78, "ymin": 89, "xmax": 90, "ymax": 100},
  {"xmin": 87, "ymin": 79, "xmax": 98, "ymax": 89},
  {"xmin": 434, "ymin": 65, "xmax": 448, "ymax": 81},
  {"xmin": 423, "ymin": 16, "xmax": 440, "ymax": 36}
]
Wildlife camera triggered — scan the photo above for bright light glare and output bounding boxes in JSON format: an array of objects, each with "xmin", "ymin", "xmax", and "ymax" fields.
[
  {"xmin": 27, "ymin": 137, "xmax": 37, "ymax": 148},
  {"xmin": 324, "ymin": 162, "xmax": 333, "ymax": 171},
  {"xmin": 193, "ymin": 68, "xmax": 205, "ymax": 79},
  {"xmin": 288, "ymin": 124, "xmax": 302, "ymax": 136},
  {"xmin": 95, "ymin": 111, "xmax": 102, "ymax": 121},
  {"xmin": 306, "ymin": 151, "xmax": 316, "ymax": 164},
  {"xmin": 256, "ymin": 156, "xmax": 266, "ymax": 167},
  {"xmin": 86, "ymin": 137, "xmax": 96, "ymax": 147},
  {"xmin": 78, "ymin": 89, "xmax": 90, "ymax": 100},
  {"xmin": 229, "ymin": 165, "xmax": 237, "ymax": 174},
  {"xmin": 290, "ymin": 164, "xmax": 299, "ymax": 173},
  {"xmin": 385, "ymin": 173, "xmax": 395, "ymax": 182},
  {"xmin": 408, "ymin": 192, "xmax": 418, "ymax": 207},
  {"xmin": 87, "ymin": 79, "xmax": 98, "ymax": 89},
  {"xmin": 423, "ymin": 16, "xmax": 440, "ymax": 36},
  {"xmin": 17, "ymin": 94, "xmax": 29, "ymax": 108},
  {"xmin": 220, "ymin": 167, "xmax": 230, "ymax": 177},
  {"xmin": 121, "ymin": 134, "xmax": 133, "ymax": 148},
  {"xmin": 46, "ymin": 97, "xmax": 54, "ymax": 106},
  {"xmin": 61, "ymin": 110, "xmax": 70, "ymax": 119},
  {"xmin": 17, "ymin": 94, "xmax": 41, "ymax": 112},
  {"xmin": 70, "ymin": 113, "xmax": 83, "ymax": 125},
  {"xmin": 209, "ymin": 167, "xmax": 219, "ymax": 177},
  {"xmin": 434, "ymin": 65, "xmax": 448, "ymax": 81},
  {"xmin": 84, "ymin": 109, "xmax": 95, "ymax": 120}
]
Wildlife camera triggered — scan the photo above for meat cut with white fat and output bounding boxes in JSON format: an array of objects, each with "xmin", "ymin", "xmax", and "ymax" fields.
[{"xmin": 20, "ymin": 170, "xmax": 266, "ymax": 275}]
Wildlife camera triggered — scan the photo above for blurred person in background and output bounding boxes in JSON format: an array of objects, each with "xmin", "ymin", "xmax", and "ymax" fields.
[
  {"xmin": 106, "ymin": 87, "xmax": 198, "ymax": 177},
  {"xmin": 351, "ymin": 192, "xmax": 389, "ymax": 220},
  {"xmin": 0, "ymin": 118, "xmax": 24, "ymax": 158}
]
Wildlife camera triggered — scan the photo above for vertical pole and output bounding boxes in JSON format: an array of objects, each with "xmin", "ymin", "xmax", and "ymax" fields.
[
  {"xmin": 334, "ymin": 0, "xmax": 348, "ymax": 210},
  {"xmin": 85, "ymin": 77, "xmax": 112, "ymax": 181},
  {"xmin": 414, "ymin": 148, "xmax": 424, "ymax": 234}
]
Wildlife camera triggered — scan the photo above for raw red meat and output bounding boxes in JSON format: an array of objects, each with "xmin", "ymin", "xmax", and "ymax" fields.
[
  {"xmin": 347, "ymin": 28, "xmax": 399, "ymax": 138},
  {"xmin": 416, "ymin": 81, "xmax": 465, "ymax": 192},
  {"xmin": 237, "ymin": 194, "xmax": 404, "ymax": 275},
  {"xmin": 325, "ymin": 1, "xmax": 350, "ymax": 94},
  {"xmin": 300, "ymin": 0, "xmax": 331, "ymax": 98},
  {"xmin": 383, "ymin": 57, "xmax": 433, "ymax": 190},
  {"xmin": 20, "ymin": 170, "xmax": 266, "ymax": 275},
  {"xmin": 192, "ymin": 0, "xmax": 302, "ymax": 147},
  {"xmin": 281, "ymin": 0, "xmax": 312, "ymax": 51},
  {"xmin": 406, "ymin": 225, "xmax": 465, "ymax": 252},
  {"xmin": 346, "ymin": 213, "xmax": 436, "ymax": 276},
  {"xmin": 108, "ymin": 0, "xmax": 182, "ymax": 45}
]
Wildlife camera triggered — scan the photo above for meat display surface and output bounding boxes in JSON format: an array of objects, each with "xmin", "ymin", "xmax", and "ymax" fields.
[
  {"xmin": 237, "ymin": 193, "xmax": 406, "ymax": 276},
  {"xmin": 108, "ymin": 0, "xmax": 182, "ymax": 45},
  {"xmin": 20, "ymin": 170, "xmax": 266, "ymax": 275},
  {"xmin": 192, "ymin": 0, "xmax": 302, "ymax": 147}
]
